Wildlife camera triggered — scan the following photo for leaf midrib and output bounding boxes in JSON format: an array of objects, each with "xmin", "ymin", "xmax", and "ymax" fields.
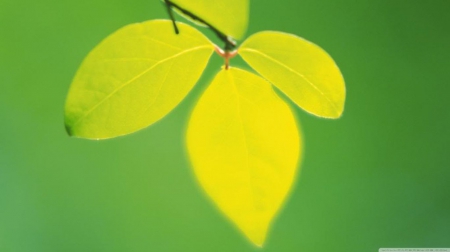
[
  {"xmin": 239, "ymin": 48, "xmax": 340, "ymax": 115},
  {"xmin": 71, "ymin": 45, "xmax": 211, "ymax": 128},
  {"xmin": 228, "ymin": 71, "xmax": 258, "ymax": 210}
]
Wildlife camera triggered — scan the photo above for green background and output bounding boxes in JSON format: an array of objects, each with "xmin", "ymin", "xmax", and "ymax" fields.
[{"xmin": 1, "ymin": 0, "xmax": 449, "ymax": 251}]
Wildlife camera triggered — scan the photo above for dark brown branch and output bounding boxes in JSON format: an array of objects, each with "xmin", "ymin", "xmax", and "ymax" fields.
[
  {"xmin": 164, "ymin": 0, "xmax": 179, "ymax": 34},
  {"xmin": 163, "ymin": 0, "xmax": 236, "ymax": 51}
]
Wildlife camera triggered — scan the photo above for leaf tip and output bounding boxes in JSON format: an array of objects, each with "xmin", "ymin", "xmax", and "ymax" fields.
[
  {"xmin": 330, "ymin": 104, "xmax": 345, "ymax": 119},
  {"xmin": 330, "ymin": 110, "xmax": 344, "ymax": 119},
  {"xmin": 246, "ymin": 228, "xmax": 268, "ymax": 248},
  {"xmin": 309, "ymin": 100, "xmax": 345, "ymax": 119},
  {"xmin": 238, "ymin": 219, "xmax": 270, "ymax": 248},
  {"xmin": 251, "ymin": 238, "xmax": 265, "ymax": 248},
  {"xmin": 64, "ymin": 122, "xmax": 74, "ymax": 136}
]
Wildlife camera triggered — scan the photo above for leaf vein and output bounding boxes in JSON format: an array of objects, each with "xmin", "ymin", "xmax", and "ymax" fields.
[
  {"xmin": 229, "ymin": 72, "xmax": 258, "ymax": 210},
  {"xmin": 142, "ymin": 36, "xmax": 183, "ymax": 51},
  {"xmin": 71, "ymin": 45, "xmax": 211, "ymax": 128},
  {"xmin": 240, "ymin": 48, "xmax": 339, "ymax": 114}
]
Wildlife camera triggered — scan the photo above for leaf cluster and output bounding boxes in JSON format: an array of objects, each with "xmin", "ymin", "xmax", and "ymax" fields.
[{"xmin": 64, "ymin": 0, "xmax": 345, "ymax": 247}]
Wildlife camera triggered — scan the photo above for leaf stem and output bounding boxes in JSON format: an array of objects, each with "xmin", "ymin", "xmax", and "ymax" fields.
[
  {"xmin": 163, "ymin": 0, "xmax": 237, "ymax": 52},
  {"xmin": 214, "ymin": 45, "xmax": 238, "ymax": 70}
]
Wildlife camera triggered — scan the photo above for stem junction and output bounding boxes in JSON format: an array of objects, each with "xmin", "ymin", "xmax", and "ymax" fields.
[{"xmin": 214, "ymin": 46, "xmax": 238, "ymax": 70}]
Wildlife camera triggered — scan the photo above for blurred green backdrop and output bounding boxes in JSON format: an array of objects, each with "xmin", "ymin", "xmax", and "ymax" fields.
[{"xmin": 1, "ymin": 0, "xmax": 450, "ymax": 251}]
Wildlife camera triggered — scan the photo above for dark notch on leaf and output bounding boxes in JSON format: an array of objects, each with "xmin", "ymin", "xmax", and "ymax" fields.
[{"xmin": 163, "ymin": 0, "xmax": 237, "ymax": 52}]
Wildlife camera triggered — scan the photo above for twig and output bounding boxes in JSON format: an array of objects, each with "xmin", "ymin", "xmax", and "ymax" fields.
[
  {"xmin": 163, "ymin": 0, "xmax": 236, "ymax": 52},
  {"xmin": 164, "ymin": 0, "xmax": 179, "ymax": 34}
]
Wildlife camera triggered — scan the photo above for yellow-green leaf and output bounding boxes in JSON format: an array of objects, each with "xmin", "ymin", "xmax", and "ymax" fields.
[
  {"xmin": 186, "ymin": 67, "xmax": 301, "ymax": 246},
  {"xmin": 65, "ymin": 20, "xmax": 213, "ymax": 139},
  {"xmin": 170, "ymin": 0, "xmax": 249, "ymax": 39},
  {"xmin": 239, "ymin": 31, "xmax": 346, "ymax": 118}
]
